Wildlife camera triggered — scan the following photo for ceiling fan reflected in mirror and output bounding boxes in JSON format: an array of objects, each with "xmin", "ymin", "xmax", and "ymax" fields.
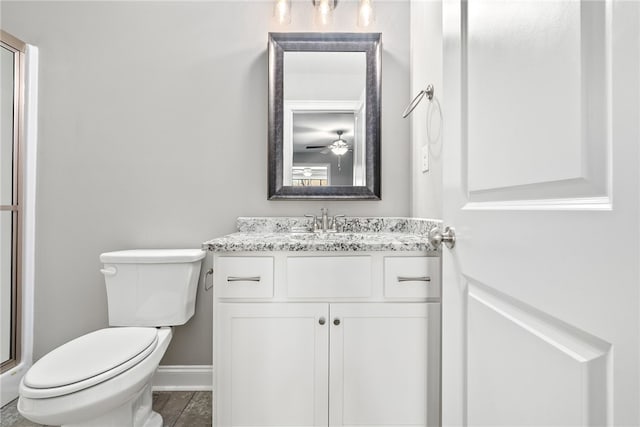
[
  {"xmin": 305, "ymin": 130, "xmax": 352, "ymax": 155},
  {"xmin": 291, "ymin": 165, "xmax": 329, "ymax": 182},
  {"xmin": 304, "ymin": 130, "xmax": 354, "ymax": 172},
  {"xmin": 292, "ymin": 167, "xmax": 314, "ymax": 177}
]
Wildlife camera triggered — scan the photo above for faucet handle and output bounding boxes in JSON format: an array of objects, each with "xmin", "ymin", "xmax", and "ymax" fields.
[
  {"xmin": 304, "ymin": 214, "xmax": 318, "ymax": 232},
  {"xmin": 330, "ymin": 214, "xmax": 345, "ymax": 232}
]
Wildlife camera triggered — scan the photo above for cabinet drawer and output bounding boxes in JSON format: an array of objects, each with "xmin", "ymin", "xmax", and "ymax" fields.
[
  {"xmin": 384, "ymin": 257, "xmax": 439, "ymax": 298},
  {"xmin": 287, "ymin": 256, "xmax": 372, "ymax": 298},
  {"xmin": 215, "ymin": 257, "xmax": 274, "ymax": 298}
]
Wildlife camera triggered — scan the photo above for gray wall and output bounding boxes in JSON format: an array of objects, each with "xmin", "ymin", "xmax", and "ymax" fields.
[
  {"xmin": 1, "ymin": 1, "xmax": 411, "ymax": 364},
  {"xmin": 410, "ymin": 0, "xmax": 442, "ymax": 218}
]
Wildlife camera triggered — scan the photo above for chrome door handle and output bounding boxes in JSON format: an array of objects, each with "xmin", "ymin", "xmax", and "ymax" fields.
[
  {"xmin": 397, "ymin": 276, "xmax": 431, "ymax": 282},
  {"xmin": 227, "ymin": 276, "xmax": 261, "ymax": 282},
  {"xmin": 429, "ymin": 226, "xmax": 456, "ymax": 249}
]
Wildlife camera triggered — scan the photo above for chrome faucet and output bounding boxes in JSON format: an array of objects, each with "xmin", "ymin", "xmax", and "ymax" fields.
[
  {"xmin": 320, "ymin": 208, "xmax": 330, "ymax": 232},
  {"xmin": 305, "ymin": 208, "xmax": 344, "ymax": 233}
]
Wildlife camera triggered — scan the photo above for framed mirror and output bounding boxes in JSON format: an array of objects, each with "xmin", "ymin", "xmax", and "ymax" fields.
[{"xmin": 268, "ymin": 32, "xmax": 381, "ymax": 200}]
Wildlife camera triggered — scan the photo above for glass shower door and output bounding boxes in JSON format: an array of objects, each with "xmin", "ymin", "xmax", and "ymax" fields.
[{"xmin": 0, "ymin": 31, "xmax": 24, "ymax": 372}]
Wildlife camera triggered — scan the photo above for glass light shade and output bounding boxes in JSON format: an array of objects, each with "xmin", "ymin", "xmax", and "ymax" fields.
[
  {"xmin": 274, "ymin": 0, "xmax": 291, "ymax": 25},
  {"xmin": 357, "ymin": 0, "xmax": 375, "ymax": 28},
  {"xmin": 314, "ymin": 0, "xmax": 335, "ymax": 27},
  {"xmin": 330, "ymin": 140, "xmax": 348, "ymax": 156}
]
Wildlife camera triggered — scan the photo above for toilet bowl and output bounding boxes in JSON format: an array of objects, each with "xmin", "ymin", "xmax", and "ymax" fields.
[
  {"xmin": 19, "ymin": 327, "xmax": 172, "ymax": 427},
  {"xmin": 17, "ymin": 249, "xmax": 205, "ymax": 427}
]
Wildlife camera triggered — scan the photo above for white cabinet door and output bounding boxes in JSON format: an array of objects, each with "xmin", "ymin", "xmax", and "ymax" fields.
[
  {"xmin": 442, "ymin": 0, "xmax": 640, "ymax": 425},
  {"xmin": 328, "ymin": 303, "xmax": 435, "ymax": 427},
  {"xmin": 216, "ymin": 303, "xmax": 329, "ymax": 427}
]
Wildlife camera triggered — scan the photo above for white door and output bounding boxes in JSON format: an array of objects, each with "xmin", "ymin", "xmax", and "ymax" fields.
[
  {"xmin": 441, "ymin": 0, "xmax": 639, "ymax": 425},
  {"xmin": 216, "ymin": 303, "xmax": 329, "ymax": 427},
  {"xmin": 328, "ymin": 303, "xmax": 433, "ymax": 427}
]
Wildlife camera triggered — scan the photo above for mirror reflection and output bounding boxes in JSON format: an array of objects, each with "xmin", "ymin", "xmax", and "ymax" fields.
[{"xmin": 284, "ymin": 51, "xmax": 367, "ymax": 187}]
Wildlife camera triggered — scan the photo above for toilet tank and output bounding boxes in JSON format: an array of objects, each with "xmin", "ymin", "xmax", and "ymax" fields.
[{"xmin": 100, "ymin": 249, "xmax": 206, "ymax": 327}]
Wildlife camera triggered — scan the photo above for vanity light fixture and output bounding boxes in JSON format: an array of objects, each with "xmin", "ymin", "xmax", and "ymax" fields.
[
  {"xmin": 274, "ymin": 0, "xmax": 292, "ymax": 25},
  {"xmin": 273, "ymin": 0, "xmax": 374, "ymax": 28},
  {"xmin": 313, "ymin": 0, "xmax": 336, "ymax": 27},
  {"xmin": 357, "ymin": 0, "xmax": 375, "ymax": 28}
]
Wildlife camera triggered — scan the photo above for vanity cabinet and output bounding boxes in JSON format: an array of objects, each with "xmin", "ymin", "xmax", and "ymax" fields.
[{"xmin": 213, "ymin": 252, "xmax": 440, "ymax": 427}]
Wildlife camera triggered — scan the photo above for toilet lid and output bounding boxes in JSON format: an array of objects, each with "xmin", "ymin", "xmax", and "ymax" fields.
[
  {"xmin": 23, "ymin": 327, "xmax": 158, "ymax": 390},
  {"xmin": 100, "ymin": 249, "xmax": 206, "ymax": 264}
]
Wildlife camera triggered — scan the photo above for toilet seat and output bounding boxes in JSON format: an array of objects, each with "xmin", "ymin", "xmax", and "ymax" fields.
[{"xmin": 20, "ymin": 327, "xmax": 158, "ymax": 399}]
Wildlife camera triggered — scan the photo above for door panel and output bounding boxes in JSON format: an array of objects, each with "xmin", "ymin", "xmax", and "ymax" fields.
[
  {"xmin": 468, "ymin": 281, "xmax": 609, "ymax": 425},
  {"xmin": 329, "ymin": 303, "xmax": 434, "ymax": 427},
  {"xmin": 442, "ymin": 0, "xmax": 639, "ymax": 425},
  {"xmin": 216, "ymin": 303, "xmax": 329, "ymax": 427},
  {"xmin": 465, "ymin": 0, "xmax": 608, "ymax": 204}
]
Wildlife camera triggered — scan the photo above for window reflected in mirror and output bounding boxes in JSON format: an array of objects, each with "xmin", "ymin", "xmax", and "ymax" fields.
[
  {"xmin": 283, "ymin": 51, "xmax": 366, "ymax": 187},
  {"xmin": 291, "ymin": 165, "xmax": 329, "ymax": 186}
]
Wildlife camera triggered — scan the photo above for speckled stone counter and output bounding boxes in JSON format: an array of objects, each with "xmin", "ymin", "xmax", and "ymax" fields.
[{"xmin": 203, "ymin": 217, "xmax": 442, "ymax": 253}]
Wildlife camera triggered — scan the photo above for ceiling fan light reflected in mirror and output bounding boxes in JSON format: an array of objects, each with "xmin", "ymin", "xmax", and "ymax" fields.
[
  {"xmin": 330, "ymin": 130, "xmax": 349, "ymax": 156},
  {"xmin": 292, "ymin": 166, "xmax": 329, "ymax": 176}
]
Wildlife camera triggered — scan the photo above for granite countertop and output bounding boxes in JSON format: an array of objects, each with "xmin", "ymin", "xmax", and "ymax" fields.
[{"xmin": 203, "ymin": 217, "xmax": 442, "ymax": 253}]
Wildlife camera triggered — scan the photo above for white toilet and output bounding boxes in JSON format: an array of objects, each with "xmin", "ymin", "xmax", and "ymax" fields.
[{"xmin": 17, "ymin": 249, "xmax": 206, "ymax": 427}]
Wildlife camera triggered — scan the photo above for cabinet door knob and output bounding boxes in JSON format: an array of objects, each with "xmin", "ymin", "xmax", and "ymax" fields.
[
  {"xmin": 333, "ymin": 318, "xmax": 341, "ymax": 326},
  {"xmin": 319, "ymin": 317, "xmax": 326, "ymax": 325}
]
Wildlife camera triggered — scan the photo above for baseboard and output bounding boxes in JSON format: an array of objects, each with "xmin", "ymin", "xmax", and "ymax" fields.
[
  {"xmin": 1, "ymin": 362, "xmax": 29, "ymax": 407},
  {"xmin": 152, "ymin": 365, "xmax": 212, "ymax": 391}
]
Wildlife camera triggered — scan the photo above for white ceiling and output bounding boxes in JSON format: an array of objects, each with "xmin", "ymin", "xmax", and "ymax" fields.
[{"xmin": 292, "ymin": 112, "xmax": 355, "ymax": 153}]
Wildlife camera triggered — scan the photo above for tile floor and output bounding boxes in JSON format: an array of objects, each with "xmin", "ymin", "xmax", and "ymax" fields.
[{"xmin": 0, "ymin": 391, "xmax": 212, "ymax": 427}]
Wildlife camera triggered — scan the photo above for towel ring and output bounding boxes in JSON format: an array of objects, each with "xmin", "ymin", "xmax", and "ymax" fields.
[
  {"xmin": 426, "ymin": 96, "xmax": 442, "ymax": 144},
  {"xmin": 402, "ymin": 84, "xmax": 434, "ymax": 118}
]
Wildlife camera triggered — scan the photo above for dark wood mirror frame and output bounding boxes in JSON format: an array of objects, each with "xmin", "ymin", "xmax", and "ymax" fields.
[{"xmin": 268, "ymin": 32, "xmax": 381, "ymax": 200}]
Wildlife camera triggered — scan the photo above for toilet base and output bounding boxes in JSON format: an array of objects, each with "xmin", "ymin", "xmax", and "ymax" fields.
[
  {"xmin": 62, "ymin": 383, "xmax": 160, "ymax": 427},
  {"xmin": 141, "ymin": 411, "xmax": 162, "ymax": 427}
]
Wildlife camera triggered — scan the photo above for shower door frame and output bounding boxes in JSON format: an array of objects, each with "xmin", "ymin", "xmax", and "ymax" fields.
[{"xmin": 0, "ymin": 30, "xmax": 25, "ymax": 374}]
